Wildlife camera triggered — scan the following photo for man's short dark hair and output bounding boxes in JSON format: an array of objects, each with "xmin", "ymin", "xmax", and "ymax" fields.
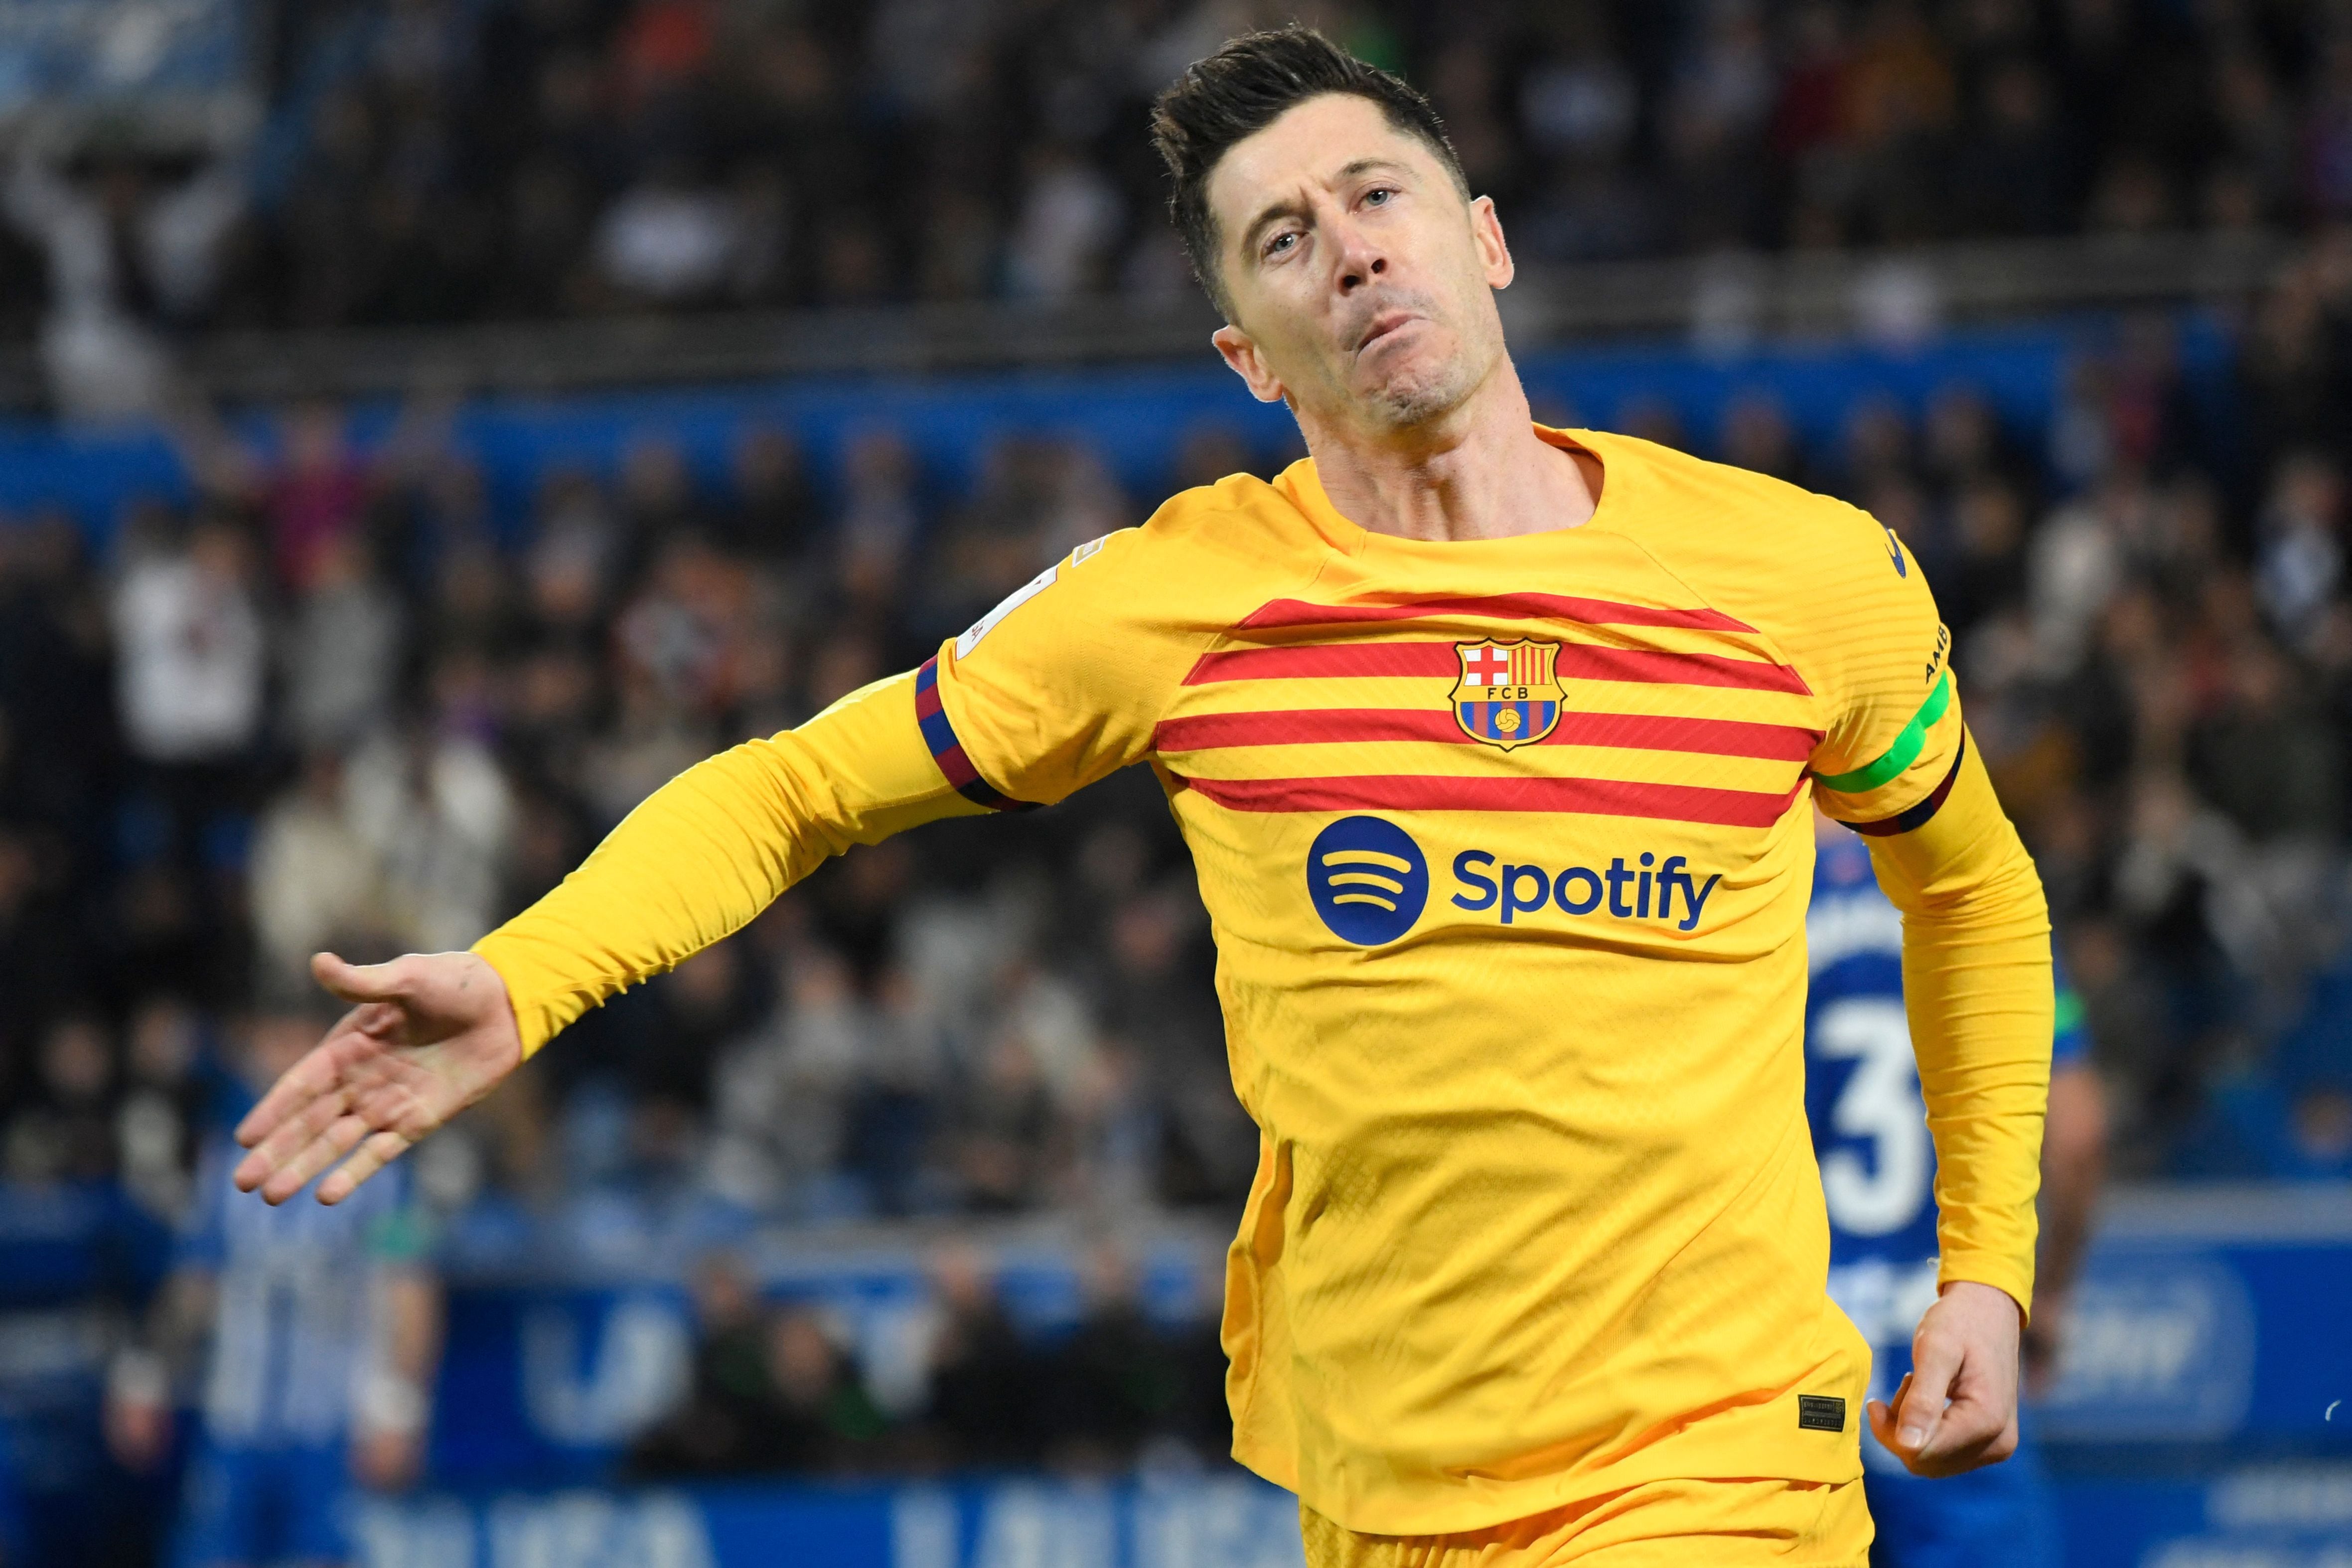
[{"xmin": 1150, "ymin": 26, "xmax": 1467, "ymax": 319}]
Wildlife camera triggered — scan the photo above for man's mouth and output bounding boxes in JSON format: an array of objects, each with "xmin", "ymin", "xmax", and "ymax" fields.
[{"xmin": 1355, "ymin": 311, "xmax": 1419, "ymax": 353}]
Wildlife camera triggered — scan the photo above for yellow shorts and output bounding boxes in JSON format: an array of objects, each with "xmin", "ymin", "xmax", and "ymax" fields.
[{"xmin": 1300, "ymin": 1477, "xmax": 1873, "ymax": 1568}]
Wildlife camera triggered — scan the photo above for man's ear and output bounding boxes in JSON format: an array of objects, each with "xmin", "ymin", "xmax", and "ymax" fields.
[
  {"xmin": 1471, "ymin": 195, "xmax": 1514, "ymax": 290},
  {"xmin": 1213, "ymin": 323, "xmax": 1287, "ymax": 405}
]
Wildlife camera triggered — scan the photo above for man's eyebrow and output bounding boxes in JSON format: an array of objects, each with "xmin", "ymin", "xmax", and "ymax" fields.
[
  {"xmin": 1235, "ymin": 158, "xmax": 1418, "ymax": 259},
  {"xmin": 1237, "ymin": 197, "xmax": 1310, "ymax": 260}
]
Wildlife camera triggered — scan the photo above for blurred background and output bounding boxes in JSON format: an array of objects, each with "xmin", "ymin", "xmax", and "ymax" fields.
[{"xmin": 0, "ymin": 0, "xmax": 2347, "ymax": 1565}]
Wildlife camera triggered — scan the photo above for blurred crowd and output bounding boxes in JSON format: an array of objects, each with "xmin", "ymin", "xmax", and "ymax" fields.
[
  {"xmin": 0, "ymin": 386, "xmax": 1268, "ymax": 1247},
  {"xmin": 5, "ymin": 0, "xmax": 2352, "ymax": 337},
  {"xmin": 627, "ymin": 1243, "xmax": 1229, "ymax": 1481}
]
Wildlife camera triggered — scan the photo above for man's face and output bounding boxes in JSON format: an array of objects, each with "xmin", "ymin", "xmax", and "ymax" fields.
[{"xmin": 1204, "ymin": 93, "xmax": 1513, "ymax": 435}]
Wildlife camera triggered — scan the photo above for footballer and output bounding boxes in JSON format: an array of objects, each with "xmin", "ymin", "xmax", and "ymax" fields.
[{"xmin": 230, "ymin": 29, "xmax": 2053, "ymax": 1566}]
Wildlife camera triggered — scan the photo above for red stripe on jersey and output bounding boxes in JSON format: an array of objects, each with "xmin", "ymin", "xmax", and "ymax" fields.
[
  {"xmin": 1235, "ymin": 594, "xmax": 1757, "ymax": 633},
  {"xmin": 1184, "ymin": 771, "xmax": 1801, "ymax": 827},
  {"xmin": 1181, "ymin": 640, "xmax": 1811, "ymax": 694},
  {"xmin": 1152, "ymin": 707, "xmax": 1821, "ymax": 761}
]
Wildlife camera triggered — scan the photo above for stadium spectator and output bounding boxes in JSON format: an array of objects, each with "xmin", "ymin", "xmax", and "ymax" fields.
[
  {"xmin": 1040, "ymin": 1243, "xmax": 1188, "ymax": 1473},
  {"xmin": 2, "ymin": 143, "xmax": 244, "ymax": 417},
  {"xmin": 107, "ymin": 1006, "xmax": 442, "ymax": 1568},
  {"xmin": 110, "ymin": 511, "xmax": 265, "ymax": 773},
  {"xmin": 117, "ymin": 997, "xmax": 206, "ymax": 1221},
  {"xmin": 705, "ymin": 944, "xmax": 869, "ymax": 1216},
  {"xmin": 4, "ymin": 1013, "xmax": 117, "ymax": 1186},
  {"xmin": 630, "ymin": 1270, "xmax": 890, "ymax": 1477},
  {"xmin": 626, "ymin": 1252, "xmax": 789, "ymax": 1477},
  {"xmin": 107, "ymin": 509, "xmax": 267, "ymax": 1003},
  {"xmin": 341, "ymin": 718, "xmax": 518, "ymax": 956},
  {"xmin": 725, "ymin": 423, "xmax": 817, "ymax": 564},
  {"xmin": 283, "ymin": 533, "xmax": 407, "ymax": 751},
  {"xmin": 250, "ymin": 749, "xmax": 385, "ymax": 1000},
  {"xmin": 951, "ymin": 1019, "xmax": 1066, "ymax": 1214},
  {"xmin": 916, "ymin": 1245, "xmax": 1040, "ymax": 1467}
]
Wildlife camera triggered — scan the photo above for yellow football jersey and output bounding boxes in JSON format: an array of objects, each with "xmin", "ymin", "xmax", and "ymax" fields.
[
  {"xmin": 478, "ymin": 426, "xmax": 2043, "ymax": 1538},
  {"xmin": 920, "ymin": 428, "xmax": 1972, "ymax": 1530}
]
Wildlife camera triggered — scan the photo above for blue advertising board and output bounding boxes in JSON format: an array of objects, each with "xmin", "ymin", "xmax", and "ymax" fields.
[
  {"xmin": 353, "ymin": 1475, "xmax": 1309, "ymax": 1568},
  {"xmin": 2034, "ymin": 1187, "xmax": 2352, "ymax": 1449},
  {"xmin": 0, "ymin": 314, "xmax": 2233, "ymax": 546},
  {"xmin": 339, "ymin": 1461, "xmax": 2352, "ymax": 1568},
  {"xmin": 409, "ymin": 1189, "xmax": 2350, "ymax": 1486}
]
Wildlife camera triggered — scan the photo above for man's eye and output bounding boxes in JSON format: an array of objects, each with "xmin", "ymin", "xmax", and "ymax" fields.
[
  {"xmin": 1365, "ymin": 188, "xmax": 1393, "ymax": 206},
  {"xmin": 1267, "ymin": 232, "xmax": 1296, "ymax": 256}
]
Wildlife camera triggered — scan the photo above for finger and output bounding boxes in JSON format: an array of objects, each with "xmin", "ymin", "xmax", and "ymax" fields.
[
  {"xmin": 236, "ymin": 1084, "xmax": 347, "ymax": 1188},
  {"xmin": 234, "ymin": 1037, "xmax": 355, "ymax": 1150},
  {"xmin": 312, "ymin": 952, "xmax": 412, "ymax": 1006},
  {"xmin": 1913, "ymin": 1379, "xmax": 2017, "ymax": 1472},
  {"xmin": 258, "ymin": 1114, "xmax": 374, "ymax": 1205},
  {"xmin": 259, "ymin": 1117, "xmax": 368, "ymax": 1205},
  {"xmin": 1911, "ymin": 1409, "xmax": 2014, "ymax": 1475},
  {"xmin": 1867, "ymin": 1372, "xmax": 1914, "ymax": 1453},
  {"xmin": 1900, "ymin": 1333, "xmax": 1962, "ymax": 1454},
  {"xmin": 1866, "ymin": 1397, "xmax": 1898, "ymax": 1451},
  {"xmin": 236, "ymin": 1083, "xmax": 358, "ymax": 1190},
  {"xmin": 317, "ymin": 1130, "xmax": 412, "ymax": 1205}
]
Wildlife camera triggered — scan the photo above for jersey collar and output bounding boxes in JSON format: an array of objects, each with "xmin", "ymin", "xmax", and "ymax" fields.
[{"xmin": 1274, "ymin": 424, "xmax": 1624, "ymax": 555}]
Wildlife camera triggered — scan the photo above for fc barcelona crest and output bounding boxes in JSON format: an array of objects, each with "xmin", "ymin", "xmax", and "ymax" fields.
[{"xmin": 1451, "ymin": 638, "xmax": 1563, "ymax": 750}]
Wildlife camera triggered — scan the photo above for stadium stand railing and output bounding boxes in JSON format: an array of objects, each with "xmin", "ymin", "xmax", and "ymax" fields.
[{"xmin": 0, "ymin": 230, "xmax": 2295, "ymax": 412}]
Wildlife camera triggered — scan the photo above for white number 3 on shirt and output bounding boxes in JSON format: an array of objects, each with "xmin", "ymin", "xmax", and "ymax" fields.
[{"xmin": 1814, "ymin": 998, "xmax": 1932, "ymax": 1237}]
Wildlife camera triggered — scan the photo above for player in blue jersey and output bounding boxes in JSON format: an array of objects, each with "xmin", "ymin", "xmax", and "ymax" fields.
[
  {"xmin": 1806, "ymin": 811, "xmax": 2106, "ymax": 1568},
  {"xmin": 108, "ymin": 1009, "xmax": 442, "ymax": 1568}
]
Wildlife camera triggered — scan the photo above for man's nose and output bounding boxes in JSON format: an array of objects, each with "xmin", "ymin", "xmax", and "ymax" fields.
[{"xmin": 1328, "ymin": 213, "xmax": 1387, "ymax": 293}]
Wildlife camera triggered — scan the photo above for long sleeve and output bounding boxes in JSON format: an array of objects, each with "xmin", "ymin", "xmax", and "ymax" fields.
[
  {"xmin": 1862, "ymin": 736, "xmax": 2053, "ymax": 1319},
  {"xmin": 1663, "ymin": 459, "xmax": 2055, "ymax": 1319},
  {"xmin": 472, "ymin": 671, "xmax": 982, "ymax": 1055}
]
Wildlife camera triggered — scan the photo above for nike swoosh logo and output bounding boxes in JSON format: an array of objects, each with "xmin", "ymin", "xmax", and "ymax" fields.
[{"xmin": 1882, "ymin": 526, "xmax": 1907, "ymax": 578}]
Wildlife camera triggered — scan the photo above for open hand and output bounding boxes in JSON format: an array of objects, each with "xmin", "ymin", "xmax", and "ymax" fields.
[
  {"xmin": 1867, "ymin": 1280, "xmax": 2023, "ymax": 1478},
  {"xmin": 233, "ymin": 952, "xmax": 523, "ymax": 1205}
]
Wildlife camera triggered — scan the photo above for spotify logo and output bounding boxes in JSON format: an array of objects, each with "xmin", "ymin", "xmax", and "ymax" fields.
[{"xmin": 1307, "ymin": 816, "xmax": 1429, "ymax": 946}]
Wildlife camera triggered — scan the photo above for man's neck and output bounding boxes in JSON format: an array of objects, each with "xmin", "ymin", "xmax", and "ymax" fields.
[{"xmin": 1299, "ymin": 362, "xmax": 1599, "ymax": 543}]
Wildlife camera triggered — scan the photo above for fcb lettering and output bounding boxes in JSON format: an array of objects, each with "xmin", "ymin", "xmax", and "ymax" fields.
[{"xmin": 1450, "ymin": 850, "xmax": 1723, "ymax": 930}]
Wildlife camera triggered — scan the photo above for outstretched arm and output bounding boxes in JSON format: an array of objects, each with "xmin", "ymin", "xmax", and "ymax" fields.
[
  {"xmin": 233, "ymin": 670, "xmax": 979, "ymax": 1203},
  {"xmin": 1857, "ymin": 737, "xmax": 2052, "ymax": 1477},
  {"xmin": 237, "ymin": 520, "xmax": 1193, "ymax": 1207}
]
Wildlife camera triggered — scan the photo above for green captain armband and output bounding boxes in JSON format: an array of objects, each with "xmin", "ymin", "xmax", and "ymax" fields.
[{"xmin": 1815, "ymin": 671, "xmax": 1952, "ymax": 795}]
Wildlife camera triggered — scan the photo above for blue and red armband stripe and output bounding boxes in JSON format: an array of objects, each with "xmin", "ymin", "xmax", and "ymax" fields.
[{"xmin": 913, "ymin": 657, "xmax": 1038, "ymax": 813}]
